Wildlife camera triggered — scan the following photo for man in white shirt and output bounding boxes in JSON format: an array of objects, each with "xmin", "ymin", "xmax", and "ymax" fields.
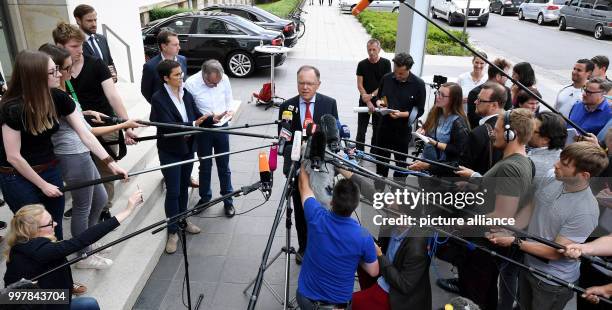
[
  {"xmin": 555, "ymin": 59, "xmax": 594, "ymax": 117},
  {"xmin": 185, "ymin": 60, "xmax": 236, "ymax": 217}
]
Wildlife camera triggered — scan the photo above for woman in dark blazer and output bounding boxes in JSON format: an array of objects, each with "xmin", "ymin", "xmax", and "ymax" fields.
[{"xmin": 149, "ymin": 60, "xmax": 212, "ymax": 254}]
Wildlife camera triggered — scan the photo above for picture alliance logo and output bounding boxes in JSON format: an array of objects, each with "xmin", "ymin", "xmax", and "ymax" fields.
[{"xmin": 372, "ymin": 189, "xmax": 487, "ymax": 210}]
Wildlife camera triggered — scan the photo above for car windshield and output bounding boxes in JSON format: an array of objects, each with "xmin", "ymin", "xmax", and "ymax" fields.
[{"xmin": 226, "ymin": 15, "xmax": 270, "ymax": 33}]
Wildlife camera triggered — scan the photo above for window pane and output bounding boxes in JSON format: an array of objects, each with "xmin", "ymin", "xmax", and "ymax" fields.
[
  {"xmin": 161, "ymin": 18, "xmax": 193, "ymax": 35},
  {"xmin": 197, "ymin": 18, "xmax": 228, "ymax": 35}
]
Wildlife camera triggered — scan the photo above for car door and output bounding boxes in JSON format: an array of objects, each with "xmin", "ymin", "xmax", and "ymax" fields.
[
  {"xmin": 533, "ymin": 0, "xmax": 548, "ymax": 17},
  {"xmin": 578, "ymin": 0, "xmax": 596, "ymax": 29},
  {"xmin": 189, "ymin": 17, "xmax": 235, "ymax": 67},
  {"xmin": 491, "ymin": 0, "xmax": 500, "ymax": 12},
  {"xmin": 592, "ymin": 0, "xmax": 612, "ymax": 30},
  {"xmin": 156, "ymin": 17, "xmax": 195, "ymax": 60},
  {"xmin": 564, "ymin": 0, "xmax": 581, "ymax": 25}
]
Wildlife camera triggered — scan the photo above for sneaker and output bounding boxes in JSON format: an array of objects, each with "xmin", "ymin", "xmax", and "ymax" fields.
[
  {"xmin": 75, "ymin": 254, "xmax": 113, "ymax": 269},
  {"xmin": 185, "ymin": 221, "xmax": 201, "ymax": 234},
  {"xmin": 72, "ymin": 282, "xmax": 87, "ymax": 296},
  {"xmin": 93, "ymin": 242, "xmax": 113, "ymax": 255},
  {"xmin": 99, "ymin": 209, "xmax": 112, "ymax": 222},
  {"xmin": 165, "ymin": 233, "xmax": 178, "ymax": 254},
  {"xmin": 63, "ymin": 208, "xmax": 72, "ymax": 219}
]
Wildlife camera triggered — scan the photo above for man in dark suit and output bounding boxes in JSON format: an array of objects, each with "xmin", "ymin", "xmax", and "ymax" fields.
[
  {"xmin": 466, "ymin": 57, "xmax": 513, "ymax": 128},
  {"xmin": 141, "ymin": 30, "xmax": 188, "ymax": 104},
  {"xmin": 277, "ymin": 65, "xmax": 339, "ymax": 264},
  {"xmin": 74, "ymin": 4, "xmax": 117, "ymax": 82}
]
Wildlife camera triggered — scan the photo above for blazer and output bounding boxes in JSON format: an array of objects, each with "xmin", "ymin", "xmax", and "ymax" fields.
[
  {"xmin": 459, "ymin": 115, "xmax": 503, "ymax": 175},
  {"xmin": 149, "ymin": 87, "xmax": 208, "ymax": 155},
  {"xmin": 3, "ymin": 218, "xmax": 120, "ymax": 310},
  {"xmin": 141, "ymin": 54, "xmax": 188, "ymax": 103},
  {"xmin": 82, "ymin": 33, "xmax": 114, "ymax": 67}
]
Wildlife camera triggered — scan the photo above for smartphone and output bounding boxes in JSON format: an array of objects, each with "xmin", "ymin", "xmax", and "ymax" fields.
[{"xmin": 566, "ymin": 128, "xmax": 577, "ymax": 146}]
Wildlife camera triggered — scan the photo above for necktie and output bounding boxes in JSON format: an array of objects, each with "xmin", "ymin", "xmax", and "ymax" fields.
[
  {"xmin": 304, "ymin": 101, "xmax": 313, "ymax": 129},
  {"xmin": 89, "ymin": 36, "xmax": 103, "ymax": 60}
]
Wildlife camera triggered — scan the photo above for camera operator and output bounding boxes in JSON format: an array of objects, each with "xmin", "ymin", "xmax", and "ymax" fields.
[{"xmin": 295, "ymin": 163, "xmax": 378, "ymax": 310}]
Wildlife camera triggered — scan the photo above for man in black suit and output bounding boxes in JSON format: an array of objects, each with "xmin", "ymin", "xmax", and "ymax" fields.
[
  {"xmin": 466, "ymin": 57, "xmax": 513, "ymax": 128},
  {"xmin": 141, "ymin": 30, "xmax": 188, "ymax": 104},
  {"xmin": 277, "ymin": 65, "xmax": 339, "ymax": 264},
  {"xmin": 74, "ymin": 4, "xmax": 117, "ymax": 82}
]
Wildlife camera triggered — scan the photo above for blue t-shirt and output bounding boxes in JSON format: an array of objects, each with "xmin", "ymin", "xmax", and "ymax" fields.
[
  {"xmin": 297, "ymin": 197, "xmax": 377, "ymax": 303},
  {"xmin": 568, "ymin": 99, "xmax": 611, "ymax": 135}
]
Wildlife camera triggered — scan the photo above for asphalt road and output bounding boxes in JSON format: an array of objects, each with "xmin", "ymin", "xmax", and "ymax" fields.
[{"xmin": 440, "ymin": 12, "xmax": 612, "ymax": 83}]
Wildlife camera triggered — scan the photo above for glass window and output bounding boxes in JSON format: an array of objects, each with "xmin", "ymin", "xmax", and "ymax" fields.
[
  {"xmin": 594, "ymin": 0, "xmax": 612, "ymax": 10},
  {"xmin": 553, "ymin": 0, "xmax": 567, "ymax": 4},
  {"xmin": 535, "ymin": 0, "xmax": 548, "ymax": 4},
  {"xmin": 197, "ymin": 18, "xmax": 228, "ymax": 34},
  {"xmin": 160, "ymin": 18, "xmax": 194, "ymax": 35},
  {"xmin": 227, "ymin": 9, "xmax": 252, "ymax": 20},
  {"xmin": 226, "ymin": 23, "xmax": 246, "ymax": 35},
  {"xmin": 569, "ymin": 0, "xmax": 580, "ymax": 5},
  {"xmin": 580, "ymin": 0, "xmax": 595, "ymax": 8}
]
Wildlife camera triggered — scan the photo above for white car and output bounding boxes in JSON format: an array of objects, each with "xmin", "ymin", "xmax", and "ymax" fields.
[
  {"xmin": 431, "ymin": 0, "xmax": 491, "ymax": 26},
  {"xmin": 340, "ymin": 0, "xmax": 401, "ymax": 13},
  {"xmin": 518, "ymin": 0, "xmax": 566, "ymax": 25}
]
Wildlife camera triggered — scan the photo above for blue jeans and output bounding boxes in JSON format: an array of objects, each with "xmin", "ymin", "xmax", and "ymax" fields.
[
  {"xmin": 159, "ymin": 150, "xmax": 194, "ymax": 234},
  {"xmin": 0, "ymin": 164, "xmax": 65, "ymax": 239},
  {"xmin": 196, "ymin": 127, "xmax": 233, "ymax": 206},
  {"xmin": 71, "ymin": 297, "xmax": 100, "ymax": 310}
]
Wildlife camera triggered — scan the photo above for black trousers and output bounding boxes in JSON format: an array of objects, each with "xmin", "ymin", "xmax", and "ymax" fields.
[
  {"xmin": 292, "ymin": 179, "xmax": 307, "ymax": 252},
  {"xmin": 356, "ymin": 100, "xmax": 380, "ymax": 151},
  {"xmin": 374, "ymin": 126, "xmax": 410, "ymax": 178}
]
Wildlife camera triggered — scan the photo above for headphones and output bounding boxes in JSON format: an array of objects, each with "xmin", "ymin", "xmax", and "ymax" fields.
[{"xmin": 503, "ymin": 110, "xmax": 516, "ymax": 143}]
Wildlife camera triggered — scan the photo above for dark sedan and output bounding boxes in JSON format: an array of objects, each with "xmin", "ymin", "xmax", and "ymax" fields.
[
  {"xmin": 490, "ymin": 0, "xmax": 524, "ymax": 15},
  {"xmin": 201, "ymin": 5, "xmax": 298, "ymax": 48},
  {"xmin": 142, "ymin": 11, "xmax": 286, "ymax": 77}
]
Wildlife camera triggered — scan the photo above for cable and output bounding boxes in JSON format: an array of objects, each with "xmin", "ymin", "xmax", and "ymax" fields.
[{"xmin": 196, "ymin": 191, "xmax": 270, "ymax": 218}]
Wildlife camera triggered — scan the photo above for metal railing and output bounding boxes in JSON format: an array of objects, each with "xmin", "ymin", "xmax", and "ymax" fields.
[{"xmin": 102, "ymin": 24, "xmax": 135, "ymax": 83}]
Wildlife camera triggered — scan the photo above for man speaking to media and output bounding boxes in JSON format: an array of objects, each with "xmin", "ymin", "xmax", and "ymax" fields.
[{"xmin": 278, "ymin": 65, "xmax": 339, "ymax": 264}]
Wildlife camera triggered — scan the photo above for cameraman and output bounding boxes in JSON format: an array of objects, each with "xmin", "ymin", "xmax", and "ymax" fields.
[{"xmin": 296, "ymin": 163, "xmax": 378, "ymax": 310}]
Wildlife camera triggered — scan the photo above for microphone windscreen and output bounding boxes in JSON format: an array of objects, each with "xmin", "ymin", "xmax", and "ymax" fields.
[
  {"xmin": 259, "ymin": 152, "xmax": 270, "ymax": 173},
  {"xmin": 447, "ymin": 297, "xmax": 481, "ymax": 310},
  {"xmin": 281, "ymin": 110, "xmax": 293, "ymax": 122},
  {"xmin": 280, "ymin": 126, "xmax": 293, "ymax": 142},
  {"xmin": 309, "ymin": 130, "xmax": 327, "ymax": 161},
  {"xmin": 269, "ymin": 145, "xmax": 278, "ymax": 171},
  {"xmin": 320, "ymin": 114, "xmax": 340, "ymax": 151},
  {"xmin": 352, "ymin": 0, "xmax": 373, "ymax": 15},
  {"xmin": 340, "ymin": 124, "xmax": 351, "ymax": 139},
  {"xmin": 291, "ymin": 131, "xmax": 302, "ymax": 162}
]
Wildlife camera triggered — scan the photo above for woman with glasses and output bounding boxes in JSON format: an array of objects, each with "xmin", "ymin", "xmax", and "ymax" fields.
[
  {"xmin": 0, "ymin": 50, "xmax": 128, "ymax": 242},
  {"xmin": 3, "ymin": 190, "xmax": 143, "ymax": 310},
  {"xmin": 37, "ymin": 44, "xmax": 139, "ymax": 273},
  {"xmin": 150, "ymin": 59, "xmax": 211, "ymax": 254},
  {"xmin": 408, "ymin": 82, "xmax": 470, "ymax": 177}
]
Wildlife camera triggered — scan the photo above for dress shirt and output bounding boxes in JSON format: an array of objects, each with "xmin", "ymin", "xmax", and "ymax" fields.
[
  {"xmin": 185, "ymin": 71, "xmax": 233, "ymax": 115},
  {"xmin": 299, "ymin": 94, "xmax": 317, "ymax": 126},
  {"xmin": 478, "ymin": 113, "xmax": 497, "ymax": 126},
  {"xmin": 87, "ymin": 35, "xmax": 104, "ymax": 60},
  {"xmin": 163, "ymin": 83, "xmax": 188, "ymax": 122}
]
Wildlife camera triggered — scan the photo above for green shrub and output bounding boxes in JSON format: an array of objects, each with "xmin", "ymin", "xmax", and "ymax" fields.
[
  {"xmin": 149, "ymin": 7, "xmax": 193, "ymax": 22},
  {"xmin": 257, "ymin": 0, "xmax": 302, "ymax": 18},
  {"xmin": 356, "ymin": 11, "xmax": 471, "ymax": 56}
]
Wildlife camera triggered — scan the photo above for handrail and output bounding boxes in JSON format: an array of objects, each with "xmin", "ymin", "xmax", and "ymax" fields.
[{"xmin": 102, "ymin": 24, "xmax": 135, "ymax": 83}]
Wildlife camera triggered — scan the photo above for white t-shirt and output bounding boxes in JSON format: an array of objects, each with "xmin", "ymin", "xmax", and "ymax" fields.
[
  {"xmin": 555, "ymin": 85, "xmax": 582, "ymax": 117},
  {"xmin": 457, "ymin": 71, "xmax": 488, "ymax": 99},
  {"xmin": 185, "ymin": 71, "xmax": 233, "ymax": 115}
]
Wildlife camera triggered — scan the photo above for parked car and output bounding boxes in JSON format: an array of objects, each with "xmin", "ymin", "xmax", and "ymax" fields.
[
  {"xmin": 559, "ymin": 0, "xmax": 612, "ymax": 40},
  {"xmin": 490, "ymin": 0, "xmax": 524, "ymax": 15},
  {"xmin": 200, "ymin": 5, "xmax": 298, "ymax": 47},
  {"xmin": 339, "ymin": 0, "xmax": 401, "ymax": 12},
  {"xmin": 142, "ymin": 11, "xmax": 286, "ymax": 77},
  {"xmin": 518, "ymin": 0, "xmax": 565, "ymax": 24},
  {"xmin": 431, "ymin": 0, "xmax": 491, "ymax": 26}
]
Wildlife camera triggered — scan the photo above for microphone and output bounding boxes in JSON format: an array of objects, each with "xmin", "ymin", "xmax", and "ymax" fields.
[
  {"xmin": 339, "ymin": 124, "xmax": 351, "ymax": 140},
  {"xmin": 352, "ymin": 0, "xmax": 373, "ymax": 15},
  {"xmin": 269, "ymin": 145, "xmax": 278, "ymax": 172},
  {"xmin": 320, "ymin": 114, "xmax": 341, "ymax": 153},
  {"xmin": 259, "ymin": 152, "xmax": 272, "ymax": 197},
  {"xmin": 339, "ymin": 124, "xmax": 356, "ymax": 159},
  {"xmin": 308, "ymin": 130, "xmax": 327, "ymax": 172},
  {"xmin": 278, "ymin": 111, "xmax": 293, "ymax": 154},
  {"xmin": 291, "ymin": 130, "xmax": 302, "ymax": 162},
  {"xmin": 445, "ymin": 296, "xmax": 481, "ymax": 310}
]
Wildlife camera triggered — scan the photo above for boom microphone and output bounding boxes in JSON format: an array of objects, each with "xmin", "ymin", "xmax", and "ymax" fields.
[
  {"xmin": 352, "ymin": 0, "xmax": 373, "ymax": 15},
  {"xmin": 308, "ymin": 130, "xmax": 327, "ymax": 172},
  {"xmin": 320, "ymin": 114, "xmax": 341, "ymax": 153},
  {"xmin": 291, "ymin": 131, "xmax": 302, "ymax": 162},
  {"xmin": 259, "ymin": 152, "xmax": 272, "ymax": 196}
]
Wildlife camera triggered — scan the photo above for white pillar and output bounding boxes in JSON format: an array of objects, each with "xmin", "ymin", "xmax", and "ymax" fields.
[{"xmin": 394, "ymin": 0, "xmax": 431, "ymax": 77}]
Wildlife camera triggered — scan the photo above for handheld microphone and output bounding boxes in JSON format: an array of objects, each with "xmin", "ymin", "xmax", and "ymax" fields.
[
  {"xmin": 269, "ymin": 145, "xmax": 278, "ymax": 172},
  {"xmin": 291, "ymin": 131, "xmax": 302, "ymax": 162},
  {"xmin": 320, "ymin": 114, "xmax": 341, "ymax": 153},
  {"xmin": 278, "ymin": 111, "xmax": 293, "ymax": 154},
  {"xmin": 352, "ymin": 0, "xmax": 373, "ymax": 15},
  {"xmin": 308, "ymin": 130, "xmax": 327, "ymax": 172},
  {"xmin": 259, "ymin": 152, "xmax": 272, "ymax": 196}
]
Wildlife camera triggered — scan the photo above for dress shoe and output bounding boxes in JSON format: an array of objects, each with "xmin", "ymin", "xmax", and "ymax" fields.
[
  {"xmin": 436, "ymin": 277, "xmax": 460, "ymax": 294},
  {"xmin": 193, "ymin": 199, "xmax": 208, "ymax": 215},
  {"xmin": 224, "ymin": 204, "xmax": 235, "ymax": 218},
  {"xmin": 63, "ymin": 208, "xmax": 72, "ymax": 219},
  {"xmin": 190, "ymin": 177, "xmax": 199, "ymax": 188},
  {"xmin": 166, "ymin": 233, "xmax": 179, "ymax": 254},
  {"xmin": 185, "ymin": 221, "xmax": 201, "ymax": 234}
]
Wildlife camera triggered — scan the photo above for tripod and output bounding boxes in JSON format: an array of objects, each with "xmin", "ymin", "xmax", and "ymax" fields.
[{"xmin": 245, "ymin": 162, "xmax": 299, "ymax": 310}]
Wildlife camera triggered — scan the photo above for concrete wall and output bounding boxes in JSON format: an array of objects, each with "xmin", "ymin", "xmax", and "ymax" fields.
[{"xmin": 6, "ymin": 0, "xmax": 71, "ymax": 51}]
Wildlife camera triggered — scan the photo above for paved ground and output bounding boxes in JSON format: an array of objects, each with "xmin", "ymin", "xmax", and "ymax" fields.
[{"xmin": 134, "ymin": 3, "xmax": 574, "ymax": 310}]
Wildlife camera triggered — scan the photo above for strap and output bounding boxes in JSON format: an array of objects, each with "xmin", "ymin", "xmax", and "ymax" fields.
[{"xmin": 65, "ymin": 80, "xmax": 80, "ymax": 105}]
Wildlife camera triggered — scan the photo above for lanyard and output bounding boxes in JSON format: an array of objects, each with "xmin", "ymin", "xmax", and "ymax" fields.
[{"xmin": 65, "ymin": 81, "xmax": 83, "ymax": 112}]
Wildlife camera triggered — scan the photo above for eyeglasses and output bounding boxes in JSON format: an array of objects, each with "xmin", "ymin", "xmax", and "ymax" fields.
[
  {"xmin": 60, "ymin": 64, "xmax": 72, "ymax": 72},
  {"xmin": 476, "ymin": 97, "xmax": 496, "ymax": 103},
  {"xmin": 298, "ymin": 81, "xmax": 319, "ymax": 87},
  {"xmin": 38, "ymin": 218, "xmax": 55, "ymax": 229},
  {"xmin": 48, "ymin": 65, "xmax": 60, "ymax": 76},
  {"xmin": 582, "ymin": 87, "xmax": 603, "ymax": 95}
]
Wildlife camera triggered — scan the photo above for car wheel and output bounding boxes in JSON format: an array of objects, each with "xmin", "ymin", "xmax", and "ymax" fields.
[
  {"xmin": 226, "ymin": 51, "xmax": 254, "ymax": 78},
  {"xmin": 518, "ymin": 10, "xmax": 524, "ymax": 20},
  {"xmin": 537, "ymin": 13, "xmax": 544, "ymax": 25},
  {"xmin": 501, "ymin": 6, "xmax": 506, "ymax": 16},
  {"xmin": 481, "ymin": 20, "xmax": 488, "ymax": 27},
  {"xmin": 392, "ymin": 7, "xmax": 398, "ymax": 13},
  {"xmin": 558, "ymin": 16, "xmax": 566, "ymax": 31},
  {"xmin": 431, "ymin": 7, "xmax": 438, "ymax": 19},
  {"xmin": 594, "ymin": 24, "xmax": 605, "ymax": 40}
]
